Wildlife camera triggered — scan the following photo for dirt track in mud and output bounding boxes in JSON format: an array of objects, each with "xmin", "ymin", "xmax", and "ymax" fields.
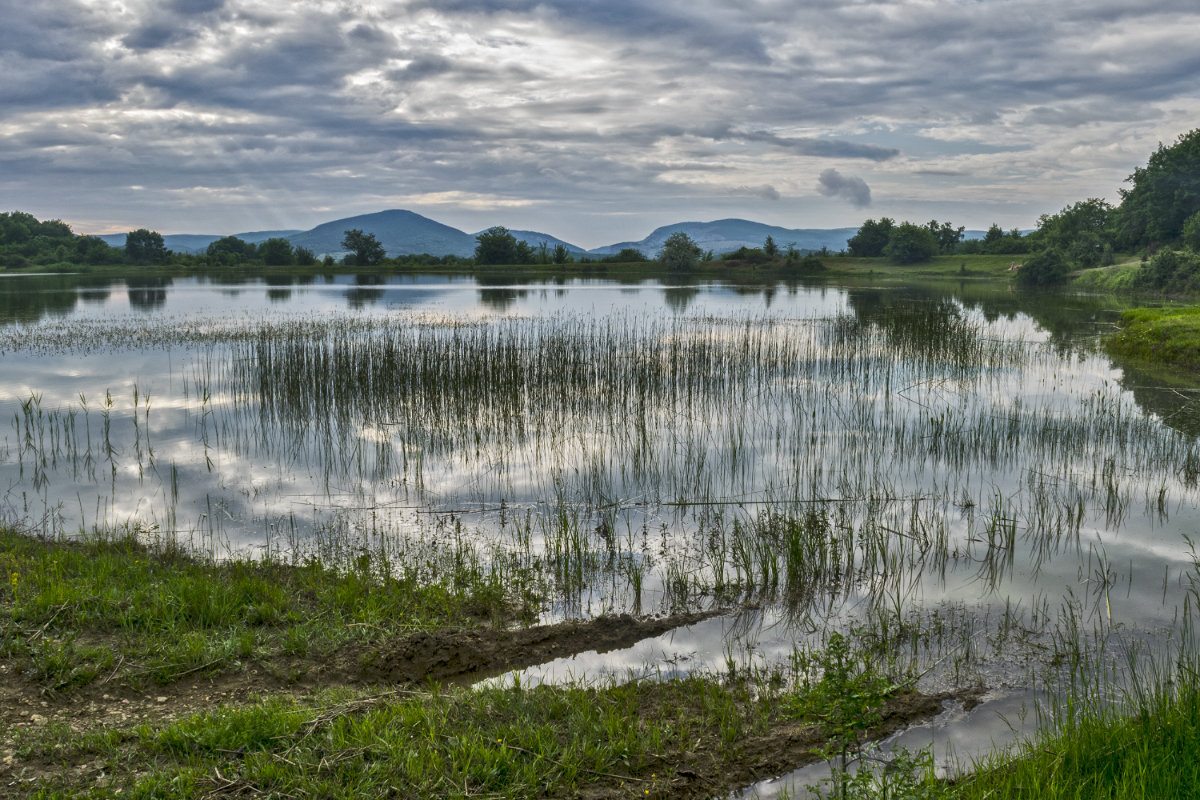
[{"xmin": 1, "ymin": 612, "xmax": 718, "ymax": 751}]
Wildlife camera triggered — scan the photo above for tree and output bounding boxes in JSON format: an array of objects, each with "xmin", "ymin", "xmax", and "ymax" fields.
[
  {"xmin": 657, "ymin": 231, "xmax": 703, "ymax": 272},
  {"xmin": 342, "ymin": 229, "xmax": 385, "ymax": 266},
  {"xmin": 551, "ymin": 243, "xmax": 571, "ymax": 264},
  {"xmin": 1182, "ymin": 210, "xmax": 1200, "ymax": 251},
  {"xmin": 74, "ymin": 235, "xmax": 120, "ymax": 265},
  {"xmin": 206, "ymin": 236, "xmax": 255, "ymax": 261},
  {"xmin": 294, "ymin": 246, "xmax": 317, "ymax": 266},
  {"xmin": 125, "ymin": 229, "xmax": 168, "ymax": 265},
  {"xmin": 514, "ymin": 239, "xmax": 534, "ymax": 264},
  {"xmin": 606, "ymin": 248, "xmax": 647, "ymax": 263},
  {"xmin": 883, "ymin": 222, "xmax": 939, "ymax": 264},
  {"xmin": 474, "ymin": 226, "xmax": 520, "ymax": 265},
  {"xmin": 259, "ymin": 237, "xmax": 294, "ymax": 266},
  {"xmin": 1117, "ymin": 128, "xmax": 1200, "ymax": 248},
  {"xmin": 927, "ymin": 220, "xmax": 965, "ymax": 253},
  {"xmin": 763, "ymin": 235, "xmax": 779, "ymax": 257},
  {"xmin": 1032, "ymin": 198, "xmax": 1114, "ymax": 268},
  {"xmin": 846, "ymin": 218, "xmax": 894, "ymax": 257}
]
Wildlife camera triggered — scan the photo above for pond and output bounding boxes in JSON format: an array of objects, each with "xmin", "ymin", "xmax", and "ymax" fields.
[{"xmin": 2, "ymin": 271, "xmax": 1198, "ymax": 787}]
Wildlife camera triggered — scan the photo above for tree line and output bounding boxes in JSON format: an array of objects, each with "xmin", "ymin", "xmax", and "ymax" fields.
[{"xmin": 844, "ymin": 128, "xmax": 1200, "ymax": 286}]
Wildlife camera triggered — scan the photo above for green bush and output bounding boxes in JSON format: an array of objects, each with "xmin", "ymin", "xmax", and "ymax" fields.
[
  {"xmin": 1016, "ymin": 248, "xmax": 1069, "ymax": 286},
  {"xmin": 1133, "ymin": 247, "xmax": 1200, "ymax": 293}
]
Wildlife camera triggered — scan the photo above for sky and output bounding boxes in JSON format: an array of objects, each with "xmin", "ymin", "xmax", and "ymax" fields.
[{"xmin": 3, "ymin": 0, "xmax": 1200, "ymax": 249}]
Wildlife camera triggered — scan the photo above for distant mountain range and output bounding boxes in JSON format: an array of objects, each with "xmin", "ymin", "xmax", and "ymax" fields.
[{"xmin": 92, "ymin": 209, "xmax": 989, "ymax": 259}]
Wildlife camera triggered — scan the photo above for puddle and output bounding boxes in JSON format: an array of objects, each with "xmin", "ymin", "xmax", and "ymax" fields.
[{"xmin": 732, "ymin": 688, "xmax": 1040, "ymax": 799}]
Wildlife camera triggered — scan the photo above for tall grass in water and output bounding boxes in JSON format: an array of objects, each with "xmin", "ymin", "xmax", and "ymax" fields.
[{"xmin": 3, "ymin": 303, "xmax": 1198, "ymax": 641}]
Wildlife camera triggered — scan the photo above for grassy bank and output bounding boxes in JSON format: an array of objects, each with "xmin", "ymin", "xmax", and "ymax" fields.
[
  {"xmin": 1106, "ymin": 305, "xmax": 1200, "ymax": 372},
  {"xmin": 0, "ymin": 527, "xmax": 962, "ymax": 798},
  {"xmin": 0, "ymin": 526, "xmax": 523, "ymax": 694},
  {"xmin": 937, "ymin": 674, "xmax": 1200, "ymax": 800},
  {"xmin": 2, "ymin": 531, "xmax": 1198, "ymax": 798}
]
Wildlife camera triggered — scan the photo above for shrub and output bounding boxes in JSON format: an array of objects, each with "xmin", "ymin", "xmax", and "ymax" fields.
[{"xmin": 1016, "ymin": 248, "xmax": 1070, "ymax": 286}]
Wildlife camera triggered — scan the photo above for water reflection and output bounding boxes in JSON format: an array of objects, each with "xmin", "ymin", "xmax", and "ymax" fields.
[{"xmin": 126, "ymin": 276, "xmax": 171, "ymax": 311}]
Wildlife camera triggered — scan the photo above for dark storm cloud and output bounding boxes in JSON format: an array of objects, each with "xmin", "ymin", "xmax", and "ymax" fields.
[
  {"xmin": 817, "ymin": 169, "xmax": 871, "ymax": 208},
  {"xmin": 735, "ymin": 131, "xmax": 899, "ymax": 161},
  {"xmin": 171, "ymin": 0, "xmax": 225, "ymax": 13}
]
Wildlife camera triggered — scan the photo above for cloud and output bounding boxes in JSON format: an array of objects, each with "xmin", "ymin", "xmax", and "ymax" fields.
[
  {"xmin": 816, "ymin": 169, "xmax": 871, "ymax": 208},
  {"xmin": 3, "ymin": 0, "xmax": 1200, "ymax": 243}
]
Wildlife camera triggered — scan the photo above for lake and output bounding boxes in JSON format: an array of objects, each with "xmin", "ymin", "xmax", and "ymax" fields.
[{"xmin": 2, "ymin": 271, "xmax": 1196, "ymax": 786}]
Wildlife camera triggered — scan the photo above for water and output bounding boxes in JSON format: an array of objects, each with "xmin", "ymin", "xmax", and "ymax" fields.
[{"xmin": 2, "ymin": 271, "xmax": 1198, "ymax": 778}]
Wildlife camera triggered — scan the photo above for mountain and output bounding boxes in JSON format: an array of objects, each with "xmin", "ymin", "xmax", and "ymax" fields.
[
  {"xmin": 94, "ymin": 230, "xmax": 303, "ymax": 254},
  {"xmin": 287, "ymin": 209, "xmax": 480, "ymax": 257},
  {"xmin": 587, "ymin": 219, "xmax": 860, "ymax": 257}
]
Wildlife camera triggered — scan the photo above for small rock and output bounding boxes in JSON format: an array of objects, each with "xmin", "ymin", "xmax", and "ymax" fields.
[
  {"xmin": 29, "ymin": 714, "xmax": 45, "ymax": 725},
  {"xmin": 155, "ymin": 697, "xmax": 167, "ymax": 703}
]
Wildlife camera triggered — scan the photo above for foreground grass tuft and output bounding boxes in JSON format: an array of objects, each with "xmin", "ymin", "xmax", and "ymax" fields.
[{"xmin": 0, "ymin": 526, "xmax": 519, "ymax": 691}]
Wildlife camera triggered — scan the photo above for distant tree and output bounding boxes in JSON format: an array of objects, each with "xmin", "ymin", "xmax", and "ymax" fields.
[
  {"xmin": 926, "ymin": 220, "xmax": 965, "ymax": 253},
  {"xmin": 883, "ymin": 222, "xmax": 939, "ymax": 264},
  {"xmin": 763, "ymin": 235, "xmax": 779, "ymax": 257},
  {"xmin": 551, "ymin": 243, "xmax": 571, "ymax": 264},
  {"xmin": 294, "ymin": 246, "xmax": 317, "ymax": 266},
  {"xmin": 604, "ymin": 248, "xmax": 648, "ymax": 263},
  {"xmin": 474, "ymin": 226, "xmax": 520, "ymax": 265},
  {"xmin": 206, "ymin": 236, "xmax": 254, "ymax": 259},
  {"xmin": 514, "ymin": 239, "xmax": 535, "ymax": 265},
  {"xmin": 658, "ymin": 232, "xmax": 703, "ymax": 272},
  {"xmin": 342, "ymin": 229, "xmax": 385, "ymax": 266},
  {"xmin": 74, "ymin": 235, "xmax": 120, "ymax": 265},
  {"xmin": 1117, "ymin": 128, "xmax": 1200, "ymax": 249},
  {"xmin": 259, "ymin": 237, "xmax": 294, "ymax": 266},
  {"xmin": 847, "ymin": 218, "xmax": 894, "ymax": 257},
  {"xmin": 125, "ymin": 229, "xmax": 168, "ymax": 265},
  {"xmin": 721, "ymin": 246, "xmax": 770, "ymax": 264}
]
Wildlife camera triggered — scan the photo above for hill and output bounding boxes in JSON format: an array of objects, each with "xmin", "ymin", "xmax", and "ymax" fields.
[
  {"xmin": 588, "ymin": 219, "xmax": 860, "ymax": 257},
  {"xmin": 287, "ymin": 210, "xmax": 479, "ymax": 257}
]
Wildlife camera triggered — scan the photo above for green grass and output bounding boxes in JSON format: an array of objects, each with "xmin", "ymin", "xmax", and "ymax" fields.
[
  {"xmin": 936, "ymin": 670, "xmax": 1200, "ymax": 800},
  {"xmin": 16, "ymin": 677, "xmax": 784, "ymax": 798},
  {"xmin": 1070, "ymin": 260, "xmax": 1142, "ymax": 291},
  {"xmin": 819, "ymin": 253, "xmax": 1026, "ymax": 280},
  {"xmin": 1106, "ymin": 305, "xmax": 1200, "ymax": 372},
  {"xmin": 0, "ymin": 526, "xmax": 521, "ymax": 692}
]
